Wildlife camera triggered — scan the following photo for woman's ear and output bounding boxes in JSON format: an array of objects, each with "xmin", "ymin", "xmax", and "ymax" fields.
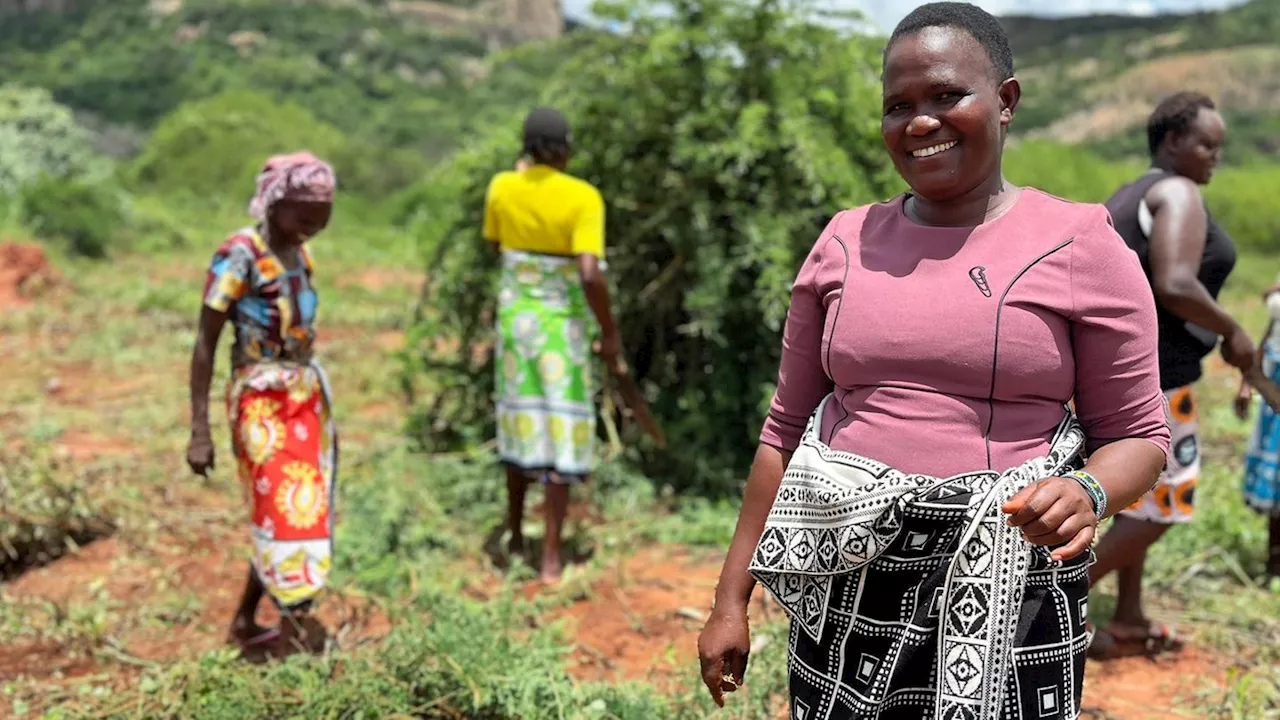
[{"xmin": 999, "ymin": 77, "xmax": 1021, "ymax": 126}]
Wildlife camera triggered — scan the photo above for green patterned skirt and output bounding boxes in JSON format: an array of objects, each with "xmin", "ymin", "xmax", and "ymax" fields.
[{"xmin": 495, "ymin": 249, "xmax": 596, "ymax": 482}]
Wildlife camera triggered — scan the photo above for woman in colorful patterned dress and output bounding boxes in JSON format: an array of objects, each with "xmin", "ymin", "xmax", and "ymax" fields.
[
  {"xmin": 698, "ymin": 4, "xmax": 1170, "ymax": 718},
  {"xmin": 484, "ymin": 107, "xmax": 624, "ymax": 583},
  {"xmin": 186, "ymin": 151, "xmax": 338, "ymax": 656},
  {"xmin": 1241, "ymin": 278, "xmax": 1280, "ymax": 579}
]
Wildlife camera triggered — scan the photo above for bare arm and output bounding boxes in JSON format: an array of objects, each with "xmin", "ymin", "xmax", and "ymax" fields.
[
  {"xmin": 1083, "ymin": 439, "xmax": 1166, "ymax": 516},
  {"xmin": 577, "ymin": 254, "xmax": 618, "ymax": 340},
  {"xmin": 1146, "ymin": 177, "xmax": 1241, "ymax": 337},
  {"xmin": 698, "ymin": 219, "xmax": 839, "ymax": 705},
  {"xmin": 712, "ymin": 444, "xmax": 790, "ymax": 610},
  {"xmin": 187, "ymin": 306, "xmax": 228, "ymax": 475}
]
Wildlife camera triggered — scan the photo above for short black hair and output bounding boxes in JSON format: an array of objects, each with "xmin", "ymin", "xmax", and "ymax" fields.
[
  {"xmin": 522, "ymin": 106, "xmax": 572, "ymax": 165},
  {"xmin": 1147, "ymin": 92, "xmax": 1216, "ymax": 156},
  {"xmin": 885, "ymin": 2, "xmax": 1014, "ymax": 83}
]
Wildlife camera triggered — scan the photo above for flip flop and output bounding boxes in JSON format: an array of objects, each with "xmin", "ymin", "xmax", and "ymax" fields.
[{"xmin": 1097, "ymin": 620, "xmax": 1183, "ymax": 657}]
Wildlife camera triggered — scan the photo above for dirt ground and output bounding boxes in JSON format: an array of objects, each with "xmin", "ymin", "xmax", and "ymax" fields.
[{"xmin": 0, "ymin": 241, "xmax": 57, "ymax": 310}]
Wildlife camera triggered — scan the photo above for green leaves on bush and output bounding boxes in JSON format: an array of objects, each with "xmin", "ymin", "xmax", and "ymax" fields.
[
  {"xmin": 126, "ymin": 90, "xmax": 347, "ymax": 201},
  {"xmin": 0, "ymin": 84, "xmax": 95, "ymax": 195},
  {"xmin": 19, "ymin": 175, "xmax": 127, "ymax": 259}
]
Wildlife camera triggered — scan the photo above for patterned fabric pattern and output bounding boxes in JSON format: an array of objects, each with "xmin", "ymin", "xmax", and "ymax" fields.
[
  {"xmin": 495, "ymin": 249, "xmax": 596, "ymax": 481},
  {"xmin": 203, "ymin": 228, "xmax": 318, "ymax": 369},
  {"xmin": 228, "ymin": 362, "xmax": 338, "ymax": 608},
  {"xmin": 749, "ymin": 395, "xmax": 1090, "ymax": 720},
  {"xmin": 1120, "ymin": 386, "xmax": 1198, "ymax": 524},
  {"xmin": 1245, "ymin": 346, "xmax": 1280, "ymax": 517}
]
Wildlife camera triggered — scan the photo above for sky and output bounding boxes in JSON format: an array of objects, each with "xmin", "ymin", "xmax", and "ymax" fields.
[{"xmin": 563, "ymin": 0, "xmax": 1247, "ymax": 32}]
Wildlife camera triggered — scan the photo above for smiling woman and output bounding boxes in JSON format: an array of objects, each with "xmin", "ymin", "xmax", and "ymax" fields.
[{"xmin": 698, "ymin": 3, "xmax": 1171, "ymax": 719}]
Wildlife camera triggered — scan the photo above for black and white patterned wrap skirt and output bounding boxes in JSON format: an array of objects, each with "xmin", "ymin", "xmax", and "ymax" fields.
[{"xmin": 748, "ymin": 395, "xmax": 1092, "ymax": 720}]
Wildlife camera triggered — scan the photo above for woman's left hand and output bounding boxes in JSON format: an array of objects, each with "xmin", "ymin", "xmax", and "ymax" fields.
[{"xmin": 1001, "ymin": 477, "xmax": 1098, "ymax": 561}]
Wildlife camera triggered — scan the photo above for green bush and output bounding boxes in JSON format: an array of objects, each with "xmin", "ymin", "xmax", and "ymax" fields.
[
  {"xmin": 0, "ymin": 84, "xmax": 96, "ymax": 195},
  {"xmin": 126, "ymin": 90, "xmax": 348, "ymax": 201},
  {"xmin": 19, "ymin": 174, "xmax": 127, "ymax": 259},
  {"xmin": 401, "ymin": 0, "xmax": 897, "ymax": 496}
]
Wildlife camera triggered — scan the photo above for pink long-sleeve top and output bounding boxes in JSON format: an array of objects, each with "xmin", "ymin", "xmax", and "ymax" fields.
[{"xmin": 760, "ymin": 189, "xmax": 1171, "ymax": 476}]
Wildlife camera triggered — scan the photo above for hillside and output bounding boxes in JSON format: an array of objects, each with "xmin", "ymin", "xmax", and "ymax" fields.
[
  {"xmin": 3, "ymin": 0, "xmax": 1277, "ymax": 171},
  {"xmin": 0, "ymin": 0, "xmax": 573, "ymax": 166},
  {"xmin": 1006, "ymin": 0, "xmax": 1280, "ymax": 161}
]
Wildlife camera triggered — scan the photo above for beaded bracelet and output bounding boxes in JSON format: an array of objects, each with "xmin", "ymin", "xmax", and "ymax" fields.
[{"xmin": 1065, "ymin": 469, "xmax": 1107, "ymax": 520}]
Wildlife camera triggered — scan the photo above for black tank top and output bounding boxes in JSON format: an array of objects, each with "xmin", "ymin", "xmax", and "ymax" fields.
[{"xmin": 1105, "ymin": 169, "xmax": 1237, "ymax": 390}]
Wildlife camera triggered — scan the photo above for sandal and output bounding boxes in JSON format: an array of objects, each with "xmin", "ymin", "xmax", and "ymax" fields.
[{"xmin": 1091, "ymin": 620, "xmax": 1183, "ymax": 658}]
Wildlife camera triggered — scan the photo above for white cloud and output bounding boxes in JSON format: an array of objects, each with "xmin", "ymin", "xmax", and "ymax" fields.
[{"xmin": 562, "ymin": 0, "xmax": 1248, "ymax": 32}]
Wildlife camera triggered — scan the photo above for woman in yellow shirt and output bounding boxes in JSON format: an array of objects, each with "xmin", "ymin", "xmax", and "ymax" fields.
[{"xmin": 484, "ymin": 107, "xmax": 624, "ymax": 583}]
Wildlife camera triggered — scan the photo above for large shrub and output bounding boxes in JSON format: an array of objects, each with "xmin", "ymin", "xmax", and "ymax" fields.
[
  {"xmin": 401, "ymin": 0, "xmax": 898, "ymax": 495},
  {"xmin": 19, "ymin": 175, "xmax": 127, "ymax": 259},
  {"xmin": 127, "ymin": 90, "xmax": 348, "ymax": 201},
  {"xmin": 0, "ymin": 84, "xmax": 95, "ymax": 195}
]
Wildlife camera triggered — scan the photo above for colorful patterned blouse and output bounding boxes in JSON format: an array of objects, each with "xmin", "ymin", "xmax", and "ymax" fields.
[{"xmin": 203, "ymin": 228, "xmax": 318, "ymax": 369}]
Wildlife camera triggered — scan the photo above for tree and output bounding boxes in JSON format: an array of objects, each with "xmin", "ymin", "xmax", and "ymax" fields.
[{"xmin": 403, "ymin": 0, "xmax": 898, "ymax": 495}]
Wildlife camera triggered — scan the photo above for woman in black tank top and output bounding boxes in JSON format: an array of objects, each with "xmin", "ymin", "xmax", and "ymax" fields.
[{"xmin": 1090, "ymin": 93, "xmax": 1257, "ymax": 657}]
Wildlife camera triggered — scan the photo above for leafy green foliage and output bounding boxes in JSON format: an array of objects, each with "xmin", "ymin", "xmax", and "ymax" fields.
[
  {"xmin": 19, "ymin": 174, "xmax": 128, "ymax": 258},
  {"xmin": 0, "ymin": 84, "xmax": 95, "ymax": 195},
  {"xmin": 402, "ymin": 0, "xmax": 898, "ymax": 495},
  {"xmin": 126, "ymin": 90, "xmax": 347, "ymax": 199}
]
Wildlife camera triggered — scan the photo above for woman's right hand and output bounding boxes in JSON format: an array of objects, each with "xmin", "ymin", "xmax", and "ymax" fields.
[
  {"xmin": 698, "ymin": 603, "xmax": 751, "ymax": 707},
  {"xmin": 595, "ymin": 329, "xmax": 627, "ymax": 376},
  {"xmin": 186, "ymin": 432, "xmax": 215, "ymax": 477}
]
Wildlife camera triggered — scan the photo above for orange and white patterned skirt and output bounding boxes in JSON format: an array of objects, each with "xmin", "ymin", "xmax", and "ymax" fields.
[
  {"xmin": 227, "ymin": 362, "xmax": 338, "ymax": 608},
  {"xmin": 1120, "ymin": 386, "xmax": 1198, "ymax": 524}
]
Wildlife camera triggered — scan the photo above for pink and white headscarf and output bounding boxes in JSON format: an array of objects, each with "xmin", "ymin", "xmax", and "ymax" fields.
[{"xmin": 247, "ymin": 151, "xmax": 337, "ymax": 220}]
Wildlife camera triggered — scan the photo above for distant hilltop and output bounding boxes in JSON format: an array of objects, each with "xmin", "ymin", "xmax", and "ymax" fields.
[{"xmin": 0, "ymin": 0, "xmax": 565, "ymax": 49}]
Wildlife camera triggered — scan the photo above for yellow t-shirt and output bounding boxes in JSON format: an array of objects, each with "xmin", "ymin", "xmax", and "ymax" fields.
[{"xmin": 483, "ymin": 165, "xmax": 605, "ymax": 258}]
